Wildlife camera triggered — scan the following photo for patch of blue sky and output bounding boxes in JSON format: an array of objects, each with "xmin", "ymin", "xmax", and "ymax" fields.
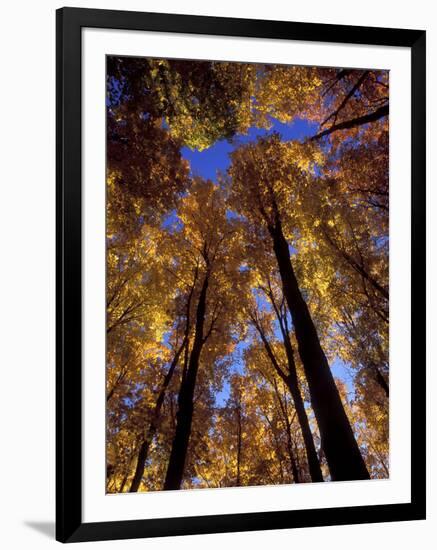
[
  {"xmin": 267, "ymin": 116, "xmax": 319, "ymax": 142},
  {"xmin": 331, "ymin": 357, "xmax": 356, "ymax": 400},
  {"xmin": 226, "ymin": 209, "xmax": 245, "ymax": 222},
  {"xmin": 106, "ymin": 75, "xmax": 123, "ymax": 107},
  {"xmin": 181, "ymin": 116, "xmax": 318, "ymax": 183},
  {"xmin": 253, "ymin": 289, "xmax": 270, "ymax": 313},
  {"xmin": 214, "ymin": 380, "xmax": 230, "ymax": 408},
  {"xmin": 161, "ymin": 208, "xmax": 183, "ymax": 232},
  {"xmin": 214, "ymin": 338, "xmax": 251, "ymax": 407},
  {"xmin": 181, "ymin": 139, "xmax": 234, "ymax": 181},
  {"xmin": 373, "ymin": 235, "xmax": 389, "ymax": 249}
]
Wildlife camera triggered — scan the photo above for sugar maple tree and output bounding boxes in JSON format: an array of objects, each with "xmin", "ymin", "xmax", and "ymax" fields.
[{"xmin": 106, "ymin": 57, "xmax": 389, "ymax": 492}]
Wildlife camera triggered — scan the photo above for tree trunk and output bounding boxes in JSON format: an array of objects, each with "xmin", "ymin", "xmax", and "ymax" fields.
[
  {"xmin": 129, "ymin": 338, "xmax": 186, "ymax": 492},
  {"xmin": 269, "ymin": 218, "xmax": 370, "ymax": 481},
  {"xmin": 287, "ymin": 438, "xmax": 300, "ymax": 483},
  {"xmin": 118, "ymin": 470, "xmax": 129, "ymax": 493},
  {"xmin": 267, "ymin": 292, "xmax": 324, "ymax": 483},
  {"xmin": 254, "ymin": 317, "xmax": 323, "ymax": 482},
  {"xmin": 282, "ymin": 335, "xmax": 324, "ymax": 482},
  {"xmin": 163, "ymin": 273, "xmax": 209, "ymax": 490},
  {"xmin": 236, "ymin": 403, "xmax": 242, "ymax": 486},
  {"xmin": 271, "ymin": 384, "xmax": 302, "ymax": 484},
  {"xmin": 373, "ymin": 365, "xmax": 389, "ymax": 398},
  {"xmin": 129, "ymin": 270, "xmax": 198, "ymax": 492}
]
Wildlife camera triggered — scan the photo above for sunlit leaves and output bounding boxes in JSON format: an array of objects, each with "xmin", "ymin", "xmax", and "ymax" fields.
[{"xmin": 106, "ymin": 58, "xmax": 389, "ymax": 492}]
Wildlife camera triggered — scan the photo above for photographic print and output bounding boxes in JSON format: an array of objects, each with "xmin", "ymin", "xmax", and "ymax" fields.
[{"xmin": 105, "ymin": 56, "xmax": 389, "ymax": 494}]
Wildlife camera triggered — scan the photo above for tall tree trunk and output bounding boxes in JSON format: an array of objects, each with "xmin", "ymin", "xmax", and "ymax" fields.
[
  {"xmin": 286, "ymin": 435, "xmax": 301, "ymax": 483},
  {"xmin": 284, "ymin": 334, "xmax": 323, "ymax": 482},
  {"xmin": 253, "ymin": 317, "xmax": 322, "ymax": 482},
  {"xmin": 129, "ymin": 338, "xmax": 187, "ymax": 492},
  {"xmin": 271, "ymin": 383, "xmax": 302, "ymax": 484},
  {"xmin": 283, "ymin": 346, "xmax": 323, "ymax": 482},
  {"xmin": 129, "ymin": 269, "xmax": 198, "ymax": 492},
  {"xmin": 262, "ymin": 410, "xmax": 296, "ymax": 483},
  {"xmin": 372, "ymin": 364, "xmax": 389, "ymax": 397},
  {"xmin": 118, "ymin": 470, "xmax": 129, "ymax": 493},
  {"xmin": 268, "ymin": 218, "xmax": 370, "ymax": 481},
  {"xmin": 267, "ymin": 291, "xmax": 324, "ymax": 483},
  {"xmin": 163, "ymin": 273, "xmax": 209, "ymax": 490},
  {"xmin": 236, "ymin": 403, "xmax": 242, "ymax": 487}
]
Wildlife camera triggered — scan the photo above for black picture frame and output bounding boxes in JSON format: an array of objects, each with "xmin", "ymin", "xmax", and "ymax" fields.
[{"xmin": 56, "ymin": 6, "xmax": 426, "ymax": 543}]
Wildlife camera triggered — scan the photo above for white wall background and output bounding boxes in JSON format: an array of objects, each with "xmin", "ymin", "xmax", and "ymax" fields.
[{"xmin": 0, "ymin": 0, "xmax": 434, "ymax": 548}]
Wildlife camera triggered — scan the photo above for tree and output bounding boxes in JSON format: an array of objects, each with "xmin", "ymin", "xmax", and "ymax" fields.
[
  {"xmin": 128, "ymin": 333, "xmax": 187, "ymax": 492},
  {"xmin": 250, "ymin": 277, "xmax": 324, "ymax": 483},
  {"xmin": 309, "ymin": 69, "xmax": 389, "ymax": 142},
  {"xmin": 242, "ymin": 345, "xmax": 309, "ymax": 484},
  {"xmin": 163, "ymin": 180, "xmax": 246, "ymax": 490},
  {"xmin": 291, "ymin": 135, "xmax": 389, "ymax": 400},
  {"xmin": 106, "ymin": 60, "xmax": 389, "ymax": 492},
  {"xmin": 228, "ymin": 135, "xmax": 370, "ymax": 481},
  {"xmin": 107, "ymin": 56, "xmax": 258, "ymax": 151}
]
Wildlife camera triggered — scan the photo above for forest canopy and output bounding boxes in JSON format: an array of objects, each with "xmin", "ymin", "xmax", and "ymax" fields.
[{"xmin": 106, "ymin": 56, "xmax": 389, "ymax": 493}]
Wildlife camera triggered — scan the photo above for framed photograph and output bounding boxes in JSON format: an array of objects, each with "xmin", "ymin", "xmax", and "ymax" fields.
[{"xmin": 56, "ymin": 7, "xmax": 426, "ymax": 543}]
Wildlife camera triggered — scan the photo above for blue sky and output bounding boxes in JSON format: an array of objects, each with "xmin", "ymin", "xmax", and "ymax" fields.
[{"xmin": 181, "ymin": 117, "xmax": 318, "ymax": 181}]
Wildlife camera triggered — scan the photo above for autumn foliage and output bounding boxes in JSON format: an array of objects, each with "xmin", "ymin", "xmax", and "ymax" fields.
[{"xmin": 106, "ymin": 57, "xmax": 389, "ymax": 492}]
